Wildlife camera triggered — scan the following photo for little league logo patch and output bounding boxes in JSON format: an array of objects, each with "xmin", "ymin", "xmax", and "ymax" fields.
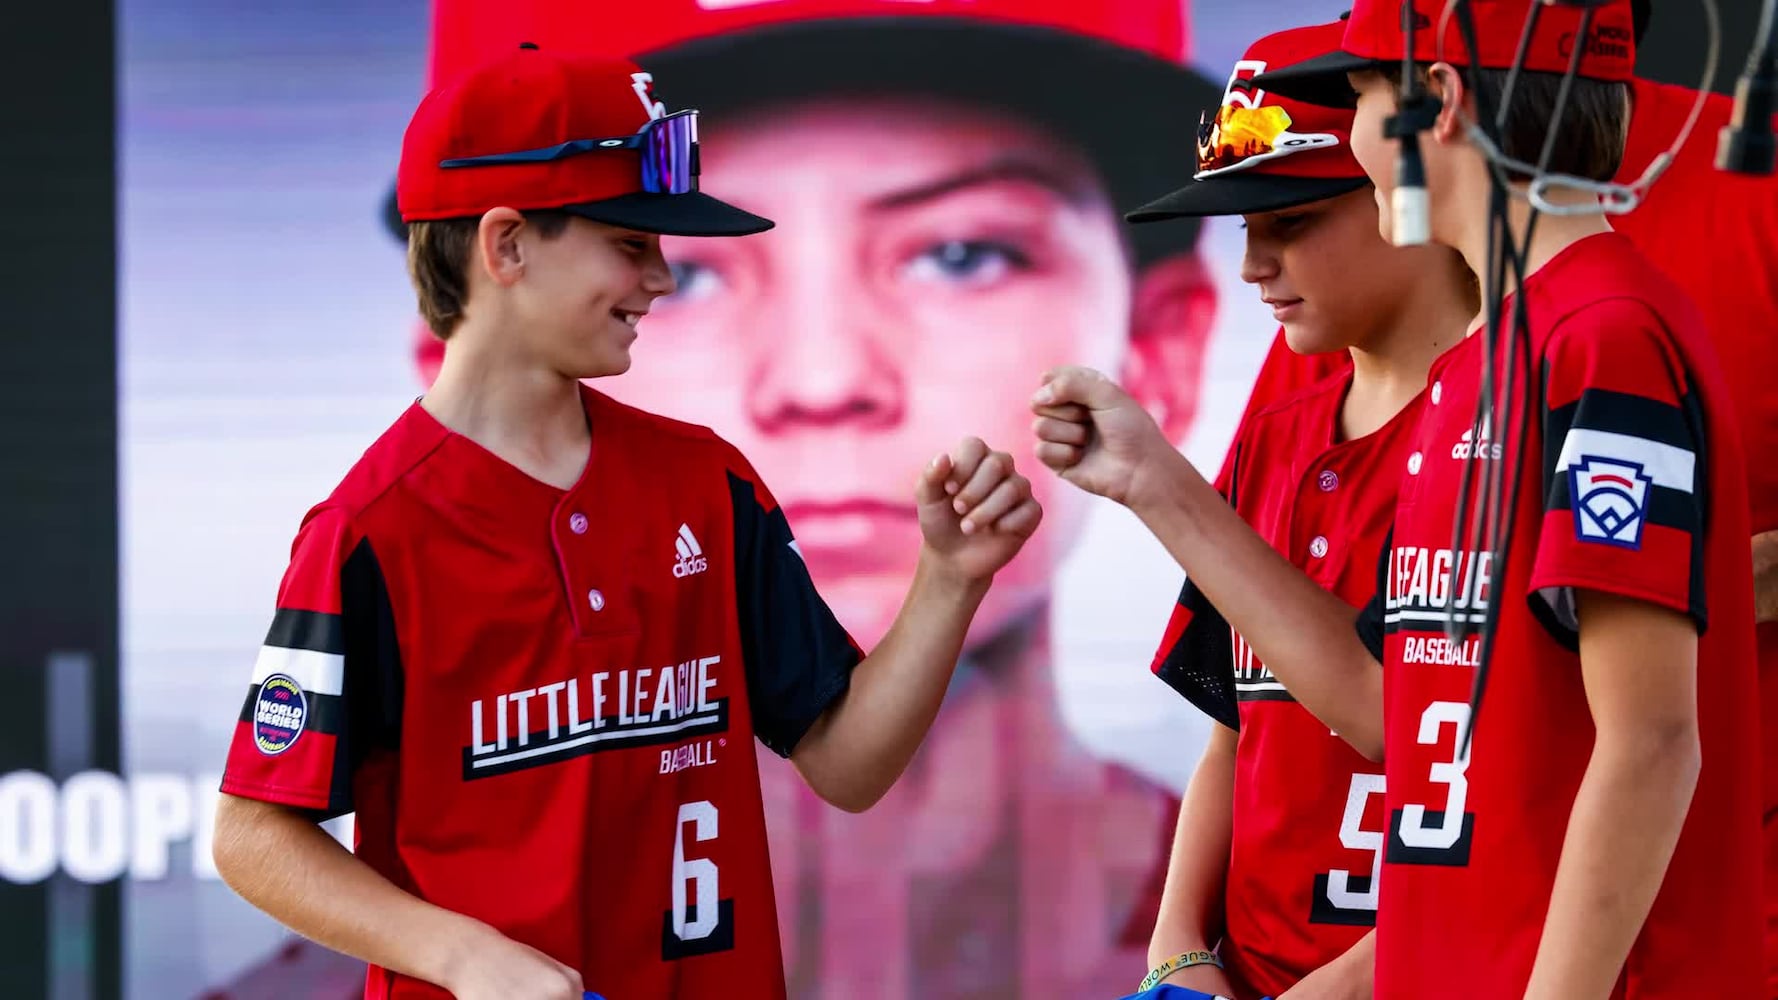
[
  {"xmin": 1570, "ymin": 456, "xmax": 1654, "ymax": 549},
  {"xmin": 254, "ymin": 674, "xmax": 308, "ymax": 755}
]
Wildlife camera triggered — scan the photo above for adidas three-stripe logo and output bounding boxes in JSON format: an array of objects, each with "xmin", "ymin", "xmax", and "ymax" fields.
[{"xmin": 673, "ymin": 524, "xmax": 708, "ymax": 578}]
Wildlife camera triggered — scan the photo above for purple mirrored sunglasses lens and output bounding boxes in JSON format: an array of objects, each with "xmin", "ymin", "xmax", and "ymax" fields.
[{"xmin": 641, "ymin": 112, "xmax": 698, "ymax": 195}]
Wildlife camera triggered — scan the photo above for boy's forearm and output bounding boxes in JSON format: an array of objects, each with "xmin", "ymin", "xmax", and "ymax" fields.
[
  {"xmin": 1753, "ymin": 529, "xmax": 1778, "ymax": 624},
  {"xmin": 213, "ymin": 793, "xmax": 489, "ymax": 989},
  {"xmin": 1523, "ymin": 732, "xmax": 1700, "ymax": 1000},
  {"xmin": 1147, "ymin": 729, "xmax": 1236, "ymax": 965},
  {"xmin": 790, "ymin": 555, "xmax": 989, "ymax": 812},
  {"xmin": 1129, "ymin": 456, "xmax": 1386, "ymax": 758}
]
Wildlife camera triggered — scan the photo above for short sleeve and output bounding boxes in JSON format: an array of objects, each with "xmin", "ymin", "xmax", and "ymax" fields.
[
  {"xmin": 725, "ymin": 451, "xmax": 863, "ymax": 758},
  {"xmin": 1150, "ymin": 435, "xmax": 1247, "ymax": 730},
  {"xmin": 1354, "ymin": 526, "xmax": 1391, "ymax": 663},
  {"xmin": 220, "ymin": 506, "xmax": 402, "ymax": 820},
  {"xmin": 1529, "ymin": 300, "xmax": 1709, "ymax": 642},
  {"xmin": 1149, "ymin": 578, "xmax": 1239, "ymax": 731}
]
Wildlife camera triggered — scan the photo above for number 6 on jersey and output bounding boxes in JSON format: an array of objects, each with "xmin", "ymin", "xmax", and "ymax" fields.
[{"xmin": 663, "ymin": 800, "xmax": 736, "ymax": 959}]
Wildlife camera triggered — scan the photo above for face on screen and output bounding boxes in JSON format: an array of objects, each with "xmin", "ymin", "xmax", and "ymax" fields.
[{"xmin": 597, "ymin": 97, "xmax": 1143, "ymax": 649}]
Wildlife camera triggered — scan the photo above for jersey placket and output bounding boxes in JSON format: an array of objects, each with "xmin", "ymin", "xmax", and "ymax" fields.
[
  {"xmin": 551, "ymin": 479, "xmax": 643, "ymax": 641},
  {"xmin": 1292, "ymin": 449, "xmax": 1347, "ymax": 583}
]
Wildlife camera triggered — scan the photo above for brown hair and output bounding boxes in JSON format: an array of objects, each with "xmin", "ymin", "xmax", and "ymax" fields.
[
  {"xmin": 1378, "ymin": 65, "xmax": 1629, "ymax": 183},
  {"xmin": 406, "ymin": 210, "xmax": 572, "ymax": 338}
]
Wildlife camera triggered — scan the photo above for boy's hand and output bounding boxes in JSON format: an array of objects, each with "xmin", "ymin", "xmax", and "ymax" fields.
[
  {"xmin": 914, "ymin": 436, "xmax": 1041, "ymax": 585},
  {"xmin": 440, "ymin": 924, "xmax": 585, "ymax": 1000},
  {"xmin": 1031, "ymin": 366, "xmax": 1174, "ymax": 507},
  {"xmin": 1277, "ymin": 947, "xmax": 1371, "ymax": 1000}
]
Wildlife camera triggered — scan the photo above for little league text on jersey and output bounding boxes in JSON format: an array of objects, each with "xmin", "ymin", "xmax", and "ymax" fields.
[
  {"xmin": 1386, "ymin": 546, "xmax": 1493, "ymax": 624},
  {"xmin": 463, "ymin": 656, "xmax": 727, "ymax": 779}
]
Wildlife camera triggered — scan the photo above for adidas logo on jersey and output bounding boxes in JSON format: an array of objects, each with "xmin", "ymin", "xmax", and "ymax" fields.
[
  {"xmin": 673, "ymin": 524, "xmax": 709, "ymax": 578},
  {"xmin": 1450, "ymin": 422, "xmax": 1503, "ymax": 461}
]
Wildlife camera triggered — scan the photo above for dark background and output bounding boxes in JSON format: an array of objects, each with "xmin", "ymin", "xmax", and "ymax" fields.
[{"xmin": 0, "ymin": 0, "xmax": 1763, "ymax": 994}]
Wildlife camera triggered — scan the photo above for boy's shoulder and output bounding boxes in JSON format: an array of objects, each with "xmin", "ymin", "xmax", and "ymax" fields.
[
  {"xmin": 587, "ymin": 388, "xmax": 760, "ymax": 485},
  {"xmin": 310, "ymin": 400, "xmax": 452, "ymax": 527},
  {"xmin": 1532, "ymin": 232, "xmax": 1704, "ymax": 346}
]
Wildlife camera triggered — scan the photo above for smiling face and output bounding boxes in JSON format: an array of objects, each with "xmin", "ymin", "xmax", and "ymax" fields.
[
  {"xmin": 498, "ymin": 217, "xmax": 680, "ymax": 380},
  {"xmin": 596, "ymin": 97, "xmax": 1140, "ymax": 647}
]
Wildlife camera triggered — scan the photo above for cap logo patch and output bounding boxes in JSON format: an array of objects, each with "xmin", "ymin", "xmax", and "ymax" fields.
[
  {"xmin": 631, "ymin": 71, "xmax": 666, "ymax": 121},
  {"xmin": 1194, "ymin": 56, "xmax": 1342, "ymax": 179}
]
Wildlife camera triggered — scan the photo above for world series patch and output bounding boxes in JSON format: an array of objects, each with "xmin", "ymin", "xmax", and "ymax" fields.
[
  {"xmin": 254, "ymin": 673, "xmax": 308, "ymax": 755},
  {"xmin": 1569, "ymin": 455, "xmax": 1653, "ymax": 549}
]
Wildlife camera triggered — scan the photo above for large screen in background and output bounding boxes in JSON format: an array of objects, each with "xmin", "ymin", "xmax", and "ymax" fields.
[{"xmin": 104, "ymin": 0, "xmax": 1748, "ymax": 996}]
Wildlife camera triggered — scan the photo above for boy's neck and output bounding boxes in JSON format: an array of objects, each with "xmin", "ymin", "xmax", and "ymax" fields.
[
  {"xmin": 421, "ymin": 326, "xmax": 593, "ymax": 490},
  {"xmin": 1449, "ymin": 192, "xmax": 1612, "ymax": 323},
  {"xmin": 1342, "ymin": 262, "xmax": 1472, "ymax": 441}
]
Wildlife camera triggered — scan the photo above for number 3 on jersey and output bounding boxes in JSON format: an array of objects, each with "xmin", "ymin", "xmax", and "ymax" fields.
[
  {"xmin": 662, "ymin": 800, "xmax": 736, "ymax": 960},
  {"xmin": 1387, "ymin": 701, "xmax": 1476, "ymax": 866},
  {"xmin": 1312, "ymin": 772, "xmax": 1384, "ymax": 925}
]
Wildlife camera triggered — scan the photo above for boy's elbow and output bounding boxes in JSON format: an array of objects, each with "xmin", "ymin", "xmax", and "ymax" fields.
[
  {"xmin": 1346, "ymin": 726, "xmax": 1386, "ymax": 763},
  {"xmin": 211, "ymin": 793, "xmax": 292, "ymax": 893},
  {"xmin": 1601, "ymin": 716, "xmax": 1701, "ymax": 786},
  {"xmin": 827, "ymin": 787, "xmax": 885, "ymax": 814},
  {"xmin": 805, "ymin": 773, "xmax": 885, "ymax": 814},
  {"xmin": 210, "ymin": 794, "xmax": 255, "ymax": 887},
  {"xmin": 1646, "ymin": 719, "xmax": 1703, "ymax": 780}
]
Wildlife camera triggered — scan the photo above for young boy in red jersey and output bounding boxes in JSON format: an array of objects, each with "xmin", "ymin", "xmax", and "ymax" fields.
[
  {"xmin": 1035, "ymin": 1, "xmax": 1764, "ymax": 996},
  {"xmin": 1127, "ymin": 22, "xmax": 1475, "ymax": 1000},
  {"xmin": 211, "ymin": 45, "xmax": 1041, "ymax": 1000},
  {"xmin": 1223, "ymin": 4, "xmax": 1778, "ymax": 982}
]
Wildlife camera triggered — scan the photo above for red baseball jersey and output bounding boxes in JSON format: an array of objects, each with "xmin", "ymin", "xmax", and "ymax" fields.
[
  {"xmin": 1357, "ymin": 233, "xmax": 1763, "ymax": 997},
  {"xmin": 220, "ymin": 385, "xmax": 861, "ymax": 999},
  {"xmin": 1240, "ymin": 86, "xmax": 1778, "ymax": 986},
  {"xmin": 1613, "ymin": 80, "xmax": 1778, "ymax": 989},
  {"xmin": 1152, "ymin": 368, "xmax": 1415, "ymax": 998}
]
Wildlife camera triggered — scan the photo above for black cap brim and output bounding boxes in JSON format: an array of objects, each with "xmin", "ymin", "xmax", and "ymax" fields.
[
  {"xmin": 638, "ymin": 18, "xmax": 1222, "ymax": 266},
  {"xmin": 1250, "ymin": 50, "xmax": 1375, "ymax": 109},
  {"xmin": 563, "ymin": 191, "xmax": 774, "ymax": 237},
  {"xmin": 1127, "ymin": 173, "xmax": 1370, "ymax": 223}
]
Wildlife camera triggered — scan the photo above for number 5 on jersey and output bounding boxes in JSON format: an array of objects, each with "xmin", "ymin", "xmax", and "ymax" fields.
[
  {"xmin": 1312, "ymin": 772, "xmax": 1384, "ymax": 925},
  {"xmin": 662, "ymin": 800, "xmax": 736, "ymax": 959}
]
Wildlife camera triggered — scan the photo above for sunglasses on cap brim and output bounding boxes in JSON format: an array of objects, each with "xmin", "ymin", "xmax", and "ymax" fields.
[
  {"xmin": 1194, "ymin": 105, "xmax": 1339, "ymax": 179},
  {"xmin": 438, "ymin": 109, "xmax": 701, "ymax": 195}
]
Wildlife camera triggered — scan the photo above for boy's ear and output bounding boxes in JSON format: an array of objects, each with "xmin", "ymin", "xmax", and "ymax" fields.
[
  {"xmin": 1425, "ymin": 62, "xmax": 1468, "ymax": 144},
  {"xmin": 475, "ymin": 207, "xmax": 529, "ymax": 288}
]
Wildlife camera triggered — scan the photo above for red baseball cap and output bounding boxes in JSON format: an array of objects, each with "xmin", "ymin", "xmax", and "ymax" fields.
[
  {"xmin": 1257, "ymin": 0, "xmax": 1637, "ymax": 109},
  {"xmin": 405, "ymin": 0, "xmax": 1221, "ymax": 266},
  {"xmin": 1128, "ymin": 21, "xmax": 1372, "ymax": 222},
  {"xmin": 429, "ymin": 0, "xmax": 1192, "ymax": 86},
  {"xmin": 396, "ymin": 42, "xmax": 772, "ymax": 237}
]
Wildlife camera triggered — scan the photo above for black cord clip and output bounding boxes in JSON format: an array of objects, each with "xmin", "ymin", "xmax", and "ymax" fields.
[{"xmin": 1384, "ymin": 93, "xmax": 1444, "ymax": 139}]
